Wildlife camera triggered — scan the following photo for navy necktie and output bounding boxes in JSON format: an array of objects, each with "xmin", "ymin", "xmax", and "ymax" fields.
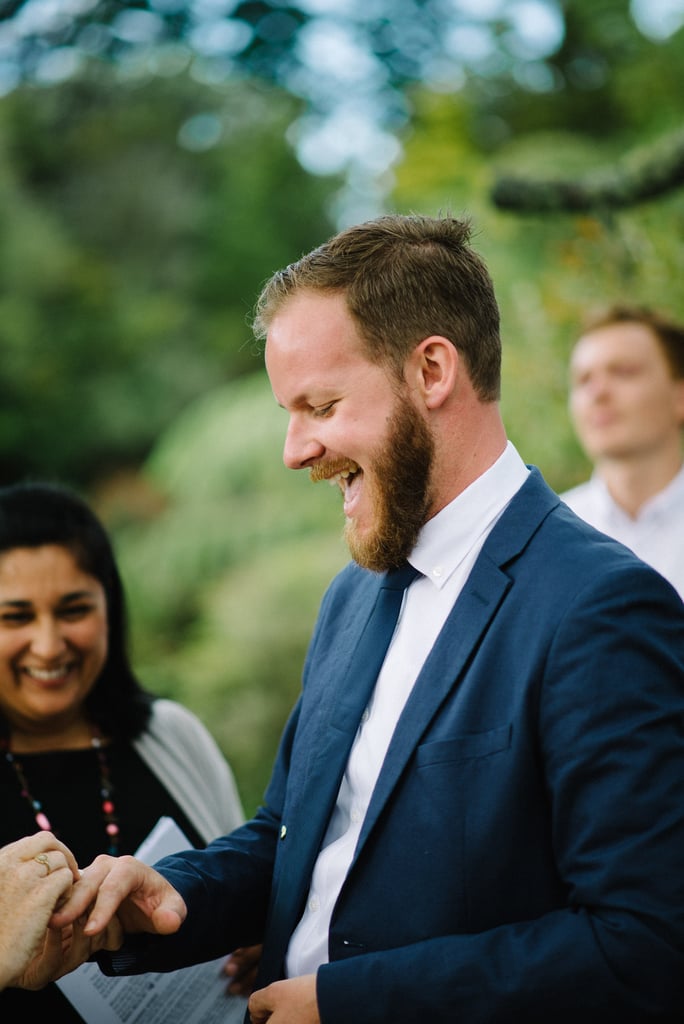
[{"xmin": 350, "ymin": 561, "xmax": 420, "ymax": 696}]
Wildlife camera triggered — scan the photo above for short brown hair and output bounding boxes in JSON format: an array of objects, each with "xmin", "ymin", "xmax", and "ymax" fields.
[
  {"xmin": 253, "ymin": 213, "xmax": 501, "ymax": 401},
  {"xmin": 581, "ymin": 304, "xmax": 684, "ymax": 380}
]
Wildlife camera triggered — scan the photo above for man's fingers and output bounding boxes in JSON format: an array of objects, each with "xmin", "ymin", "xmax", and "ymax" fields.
[
  {"xmin": 82, "ymin": 857, "xmax": 186, "ymax": 937},
  {"xmin": 50, "ymin": 863, "xmax": 107, "ymax": 928},
  {"xmin": 247, "ymin": 988, "xmax": 271, "ymax": 1024},
  {"xmin": 51, "ymin": 854, "xmax": 186, "ymax": 941}
]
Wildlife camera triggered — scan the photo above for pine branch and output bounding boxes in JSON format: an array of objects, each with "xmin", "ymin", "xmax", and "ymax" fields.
[{"xmin": 491, "ymin": 128, "xmax": 684, "ymax": 213}]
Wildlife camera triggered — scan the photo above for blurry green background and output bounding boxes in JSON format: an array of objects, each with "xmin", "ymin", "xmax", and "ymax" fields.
[{"xmin": 1, "ymin": 0, "xmax": 683, "ymax": 814}]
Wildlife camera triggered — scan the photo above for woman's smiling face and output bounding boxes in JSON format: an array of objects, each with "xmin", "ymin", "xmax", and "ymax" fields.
[{"xmin": 0, "ymin": 544, "xmax": 108, "ymax": 735}]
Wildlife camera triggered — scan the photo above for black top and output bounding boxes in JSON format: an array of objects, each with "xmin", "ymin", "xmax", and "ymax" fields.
[{"xmin": 0, "ymin": 740, "xmax": 206, "ymax": 1022}]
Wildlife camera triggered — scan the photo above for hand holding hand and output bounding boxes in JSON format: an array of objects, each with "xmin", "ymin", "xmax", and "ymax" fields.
[
  {"xmin": 50, "ymin": 853, "xmax": 187, "ymax": 940},
  {"xmin": 0, "ymin": 833, "xmax": 80, "ymax": 990},
  {"xmin": 17, "ymin": 902, "xmax": 123, "ymax": 991}
]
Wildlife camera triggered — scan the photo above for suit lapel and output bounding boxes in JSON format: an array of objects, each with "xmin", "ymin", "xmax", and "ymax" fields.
[
  {"xmin": 356, "ymin": 554, "xmax": 511, "ymax": 849},
  {"xmin": 355, "ymin": 468, "xmax": 559, "ymax": 852},
  {"xmin": 282, "ymin": 573, "xmax": 395, "ymax": 894}
]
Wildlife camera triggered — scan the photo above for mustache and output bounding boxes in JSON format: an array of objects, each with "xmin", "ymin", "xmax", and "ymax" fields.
[{"xmin": 309, "ymin": 458, "xmax": 359, "ymax": 483}]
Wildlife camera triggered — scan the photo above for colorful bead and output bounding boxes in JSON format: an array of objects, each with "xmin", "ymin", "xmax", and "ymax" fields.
[{"xmin": 1, "ymin": 729, "xmax": 119, "ymax": 855}]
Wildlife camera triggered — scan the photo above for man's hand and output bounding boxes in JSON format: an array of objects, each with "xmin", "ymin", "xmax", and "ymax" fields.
[
  {"xmin": 248, "ymin": 974, "xmax": 320, "ymax": 1024},
  {"xmin": 223, "ymin": 943, "xmax": 263, "ymax": 996},
  {"xmin": 50, "ymin": 854, "xmax": 187, "ymax": 940}
]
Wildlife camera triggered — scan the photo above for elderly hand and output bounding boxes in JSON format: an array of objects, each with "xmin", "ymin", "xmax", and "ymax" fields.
[{"xmin": 0, "ymin": 833, "xmax": 80, "ymax": 990}]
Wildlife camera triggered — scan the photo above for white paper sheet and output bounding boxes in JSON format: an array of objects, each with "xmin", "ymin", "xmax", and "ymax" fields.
[{"xmin": 56, "ymin": 816, "xmax": 249, "ymax": 1024}]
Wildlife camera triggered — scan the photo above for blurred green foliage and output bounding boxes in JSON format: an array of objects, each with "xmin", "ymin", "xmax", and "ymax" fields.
[
  {"xmin": 0, "ymin": 62, "xmax": 339, "ymax": 485},
  {"xmin": 108, "ymin": 373, "xmax": 348, "ymax": 812}
]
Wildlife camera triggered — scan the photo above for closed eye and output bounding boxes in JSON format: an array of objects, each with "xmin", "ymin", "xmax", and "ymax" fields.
[
  {"xmin": 59, "ymin": 603, "xmax": 96, "ymax": 621},
  {"xmin": 0, "ymin": 609, "xmax": 32, "ymax": 626},
  {"xmin": 313, "ymin": 402, "xmax": 336, "ymax": 418}
]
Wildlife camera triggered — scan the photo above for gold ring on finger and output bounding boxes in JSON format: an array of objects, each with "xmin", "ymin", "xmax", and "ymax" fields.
[{"xmin": 34, "ymin": 852, "xmax": 51, "ymax": 875}]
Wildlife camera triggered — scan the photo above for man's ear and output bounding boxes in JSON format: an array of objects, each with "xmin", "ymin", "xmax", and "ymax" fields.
[{"xmin": 408, "ymin": 335, "xmax": 458, "ymax": 410}]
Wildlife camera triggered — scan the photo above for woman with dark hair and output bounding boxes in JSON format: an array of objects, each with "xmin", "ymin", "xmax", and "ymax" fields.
[{"xmin": 0, "ymin": 480, "xmax": 252, "ymax": 1020}]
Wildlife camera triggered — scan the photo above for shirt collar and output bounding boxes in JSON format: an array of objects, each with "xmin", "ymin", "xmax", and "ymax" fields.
[
  {"xmin": 592, "ymin": 461, "xmax": 684, "ymax": 524},
  {"xmin": 409, "ymin": 441, "xmax": 529, "ymax": 587}
]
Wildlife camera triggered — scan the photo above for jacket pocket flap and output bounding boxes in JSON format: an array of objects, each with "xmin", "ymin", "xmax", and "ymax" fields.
[{"xmin": 417, "ymin": 724, "xmax": 511, "ymax": 765}]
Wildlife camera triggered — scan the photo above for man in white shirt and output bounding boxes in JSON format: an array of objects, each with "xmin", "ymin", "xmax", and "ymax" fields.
[{"xmin": 562, "ymin": 304, "xmax": 684, "ymax": 598}]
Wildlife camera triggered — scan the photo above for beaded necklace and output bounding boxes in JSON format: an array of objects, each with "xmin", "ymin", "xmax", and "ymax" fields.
[{"xmin": 0, "ymin": 727, "xmax": 120, "ymax": 855}]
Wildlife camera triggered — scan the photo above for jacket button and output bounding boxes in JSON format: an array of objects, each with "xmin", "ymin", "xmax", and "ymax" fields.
[{"xmin": 280, "ymin": 825, "xmax": 287, "ymax": 839}]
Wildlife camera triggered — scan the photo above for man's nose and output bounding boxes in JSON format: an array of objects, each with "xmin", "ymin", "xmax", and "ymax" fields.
[
  {"xmin": 590, "ymin": 371, "xmax": 614, "ymax": 398},
  {"xmin": 283, "ymin": 417, "xmax": 325, "ymax": 469}
]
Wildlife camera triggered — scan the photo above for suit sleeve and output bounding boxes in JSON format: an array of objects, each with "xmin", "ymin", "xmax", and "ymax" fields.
[{"xmin": 98, "ymin": 702, "xmax": 302, "ymax": 975}]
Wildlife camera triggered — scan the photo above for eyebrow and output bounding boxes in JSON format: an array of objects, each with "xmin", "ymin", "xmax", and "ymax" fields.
[{"xmin": 0, "ymin": 589, "xmax": 98, "ymax": 608}]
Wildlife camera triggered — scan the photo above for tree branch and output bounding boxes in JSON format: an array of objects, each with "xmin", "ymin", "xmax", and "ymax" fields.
[{"xmin": 491, "ymin": 128, "xmax": 684, "ymax": 213}]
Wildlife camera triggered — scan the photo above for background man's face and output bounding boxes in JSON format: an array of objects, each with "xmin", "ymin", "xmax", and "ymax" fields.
[{"xmin": 569, "ymin": 322, "xmax": 684, "ymax": 462}]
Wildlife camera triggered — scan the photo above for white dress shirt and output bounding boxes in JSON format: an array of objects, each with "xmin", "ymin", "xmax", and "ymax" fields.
[
  {"xmin": 285, "ymin": 442, "xmax": 530, "ymax": 978},
  {"xmin": 561, "ymin": 464, "xmax": 684, "ymax": 600}
]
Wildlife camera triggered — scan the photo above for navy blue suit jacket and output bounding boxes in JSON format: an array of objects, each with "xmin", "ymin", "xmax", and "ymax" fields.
[{"xmin": 103, "ymin": 469, "xmax": 684, "ymax": 1022}]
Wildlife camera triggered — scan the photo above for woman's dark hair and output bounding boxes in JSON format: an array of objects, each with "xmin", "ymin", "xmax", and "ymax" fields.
[{"xmin": 0, "ymin": 480, "xmax": 153, "ymax": 740}]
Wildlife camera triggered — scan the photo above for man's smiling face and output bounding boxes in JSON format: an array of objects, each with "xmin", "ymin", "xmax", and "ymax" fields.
[{"xmin": 265, "ymin": 290, "xmax": 433, "ymax": 572}]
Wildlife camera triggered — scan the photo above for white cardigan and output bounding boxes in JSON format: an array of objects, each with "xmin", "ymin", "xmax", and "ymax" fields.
[{"xmin": 133, "ymin": 698, "xmax": 244, "ymax": 844}]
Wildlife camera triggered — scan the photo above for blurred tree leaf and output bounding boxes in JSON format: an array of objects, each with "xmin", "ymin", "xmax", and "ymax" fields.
[
  {"xmin": 0, "ymin": 62, "xmax": 339, "ymax": 485},
  {"xmin": 113, "ymin": 371, "xmax": 345, "ymax": 644},
  {"xmin": 3, "ymin": 0, "xmax": 683, "ymax": 187}
]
